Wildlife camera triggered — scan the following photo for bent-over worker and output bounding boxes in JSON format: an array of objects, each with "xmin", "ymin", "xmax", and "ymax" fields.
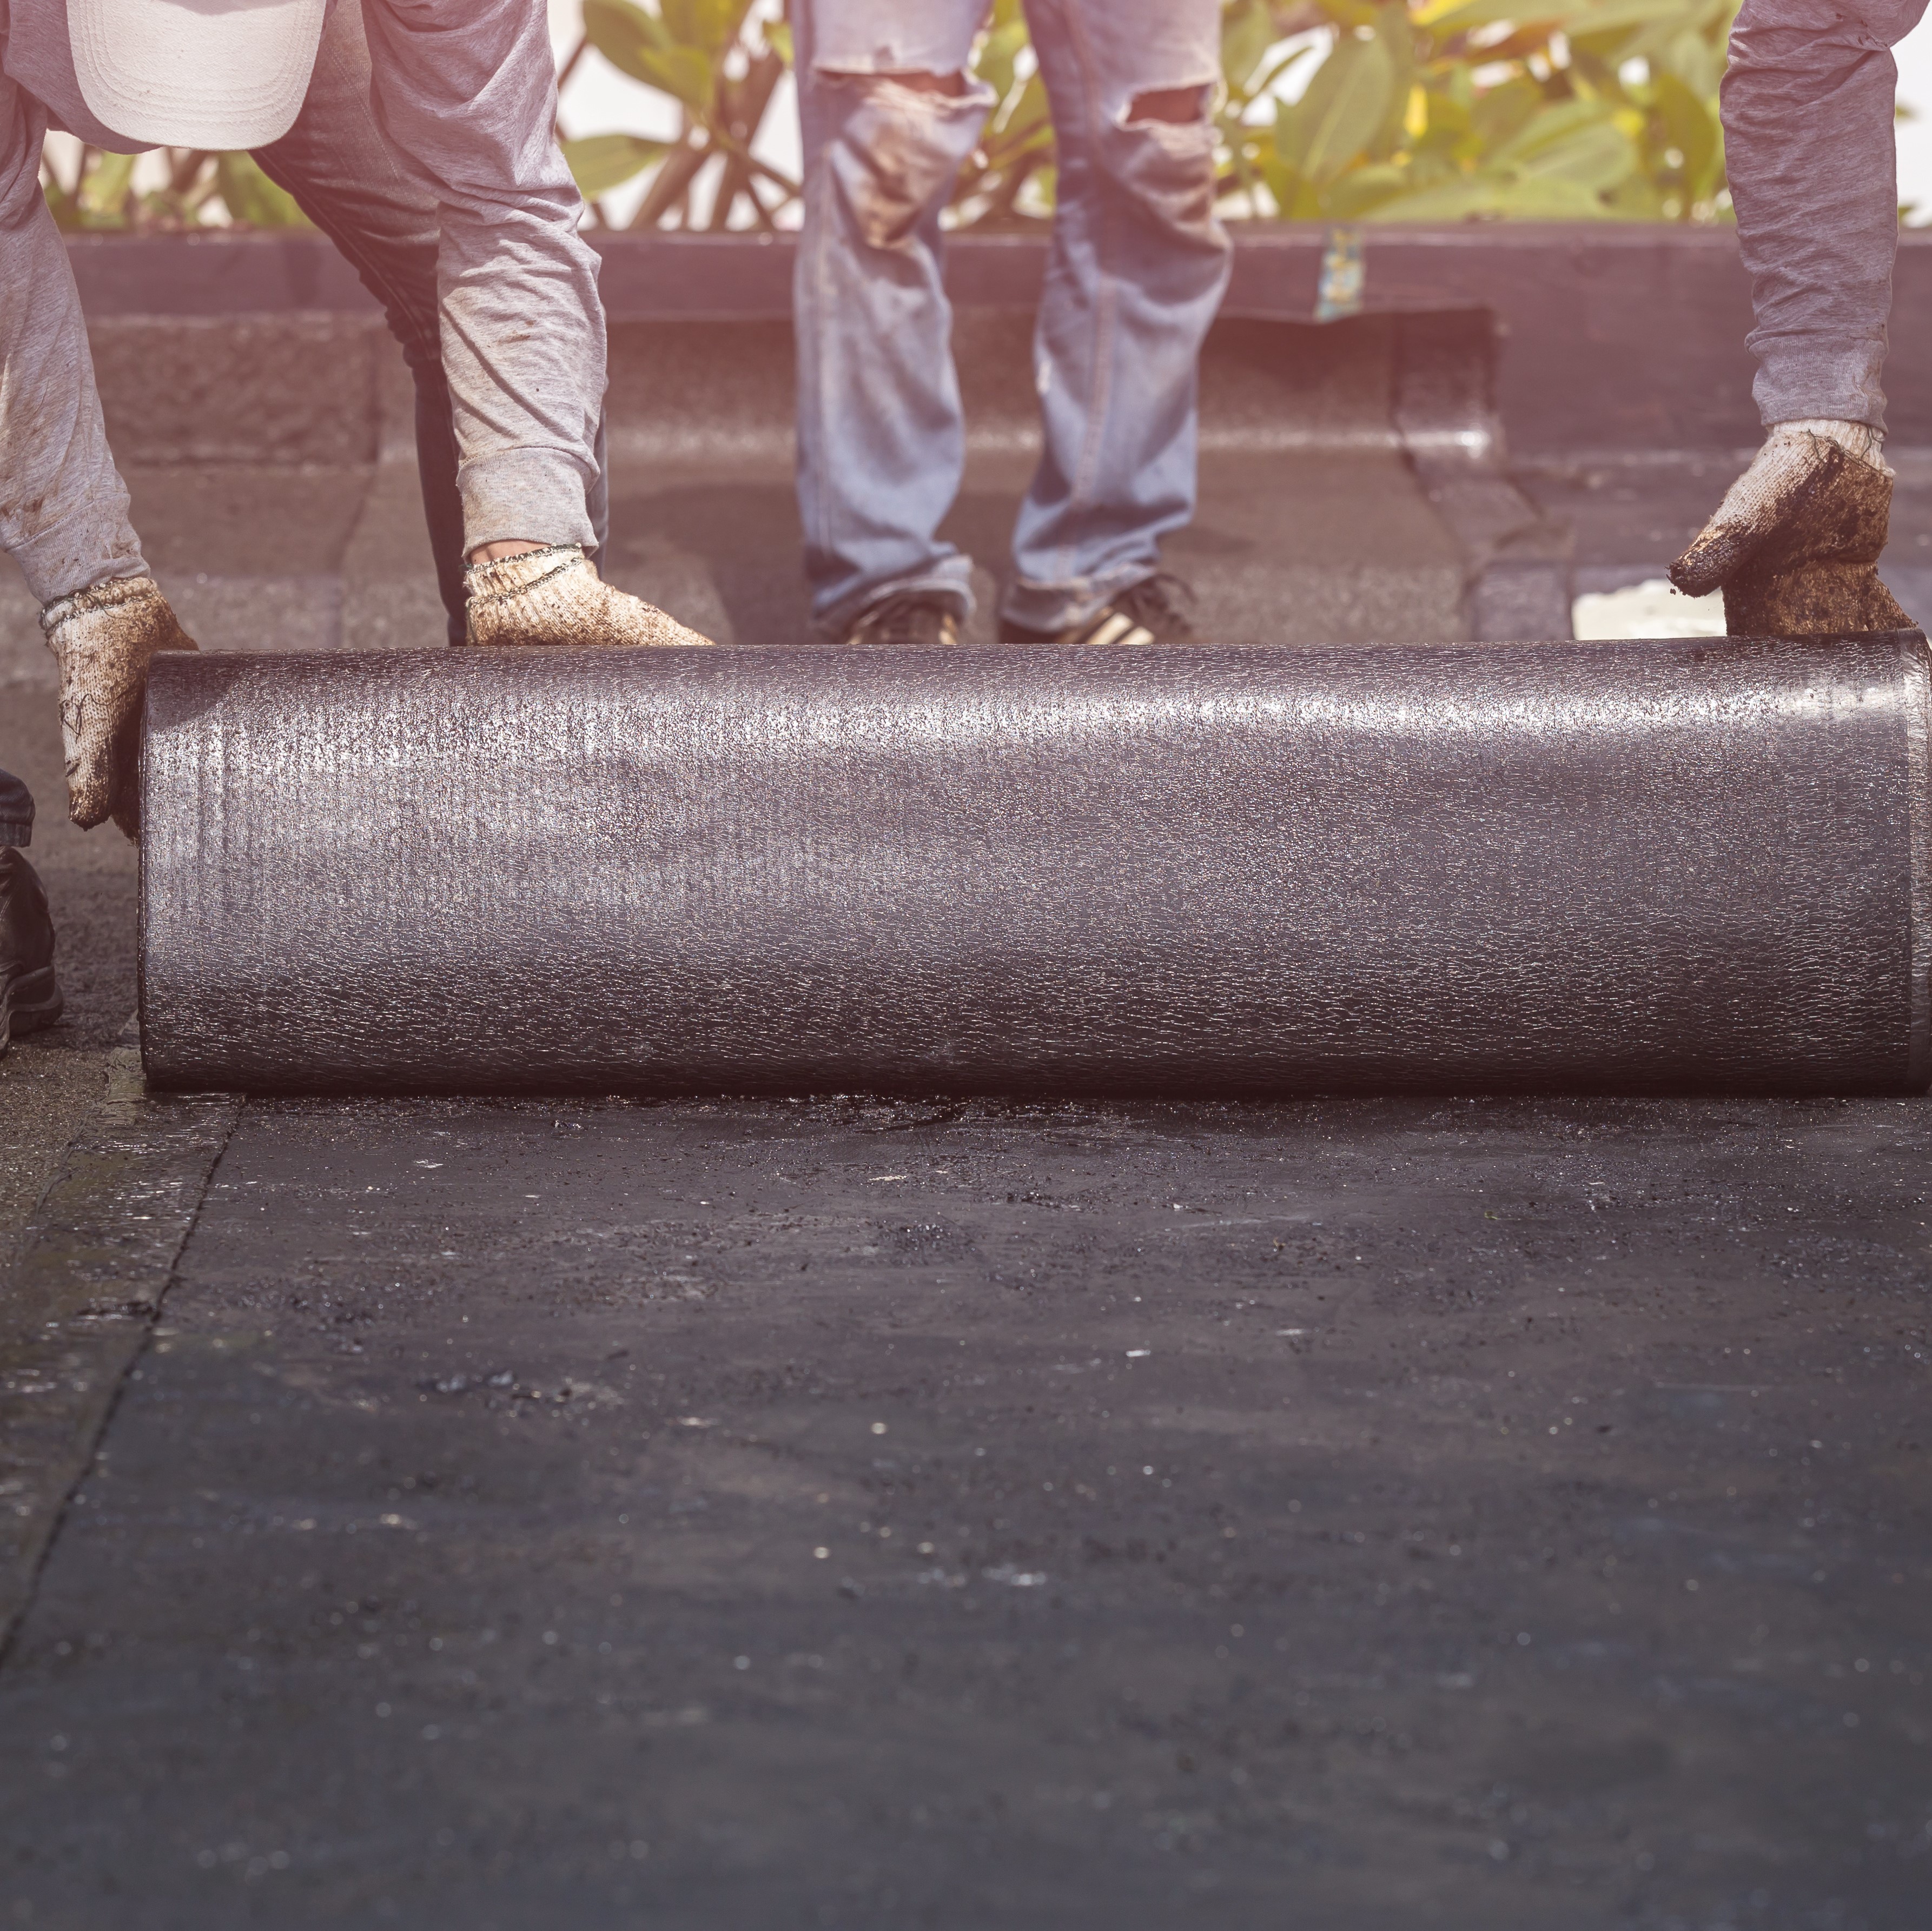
[{"xmin": 0, "ymin": 0, "xmax": 707, "ymax": 852}]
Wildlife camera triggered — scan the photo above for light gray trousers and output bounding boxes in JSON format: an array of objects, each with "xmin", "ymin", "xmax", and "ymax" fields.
[
  {"xmin": 0, "ymin": 0, "xmax": 604, "ymax": 607},
  {"xmin": 1724, "ymin": 0, "xmax": 1930, "ymax": 433}
]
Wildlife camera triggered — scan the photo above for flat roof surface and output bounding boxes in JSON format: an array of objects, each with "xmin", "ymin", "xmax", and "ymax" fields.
[{"xmin": 2, "ymin": 321, "xmax": 1928, "ymax": 1928}]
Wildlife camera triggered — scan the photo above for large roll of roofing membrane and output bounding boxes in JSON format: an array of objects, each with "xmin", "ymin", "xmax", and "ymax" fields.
[{"xmin": 138, "ymin": 634, "xmax": 1932, "ymax": 1096}]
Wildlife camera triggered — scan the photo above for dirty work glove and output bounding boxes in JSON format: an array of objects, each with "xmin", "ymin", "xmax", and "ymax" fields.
[
  {"xmin": 41, "ymin": 575, "xmax": 199, "ymax": 840},
  {"xmin": 462, "ymin": 544, "xmax": 712, "ymax": 648},
  {"xmin": 1669, "ymin": 420, "xmax": 1912, "ymax": 635}
]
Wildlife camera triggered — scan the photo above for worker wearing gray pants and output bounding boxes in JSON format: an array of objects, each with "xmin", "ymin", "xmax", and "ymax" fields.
[
  {"xmin": 0, "ymin": 0, "xmax": 706, "ymax": 844},
  {"xmin": 1673, "ymin": 0, "xmax": 1926, "ymax": 627}
]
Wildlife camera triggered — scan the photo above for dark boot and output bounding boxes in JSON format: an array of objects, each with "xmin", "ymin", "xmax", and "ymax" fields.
[{"xmin": 0, "ymin": 847, "xmax": 63, "ymax": 1055}]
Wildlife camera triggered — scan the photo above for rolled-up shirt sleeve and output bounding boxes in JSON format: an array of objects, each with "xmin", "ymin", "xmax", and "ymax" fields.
[
  {"xmin": 0, "ymin": 59, "xmax": 149, "ymax": 602},
  {"xmin": 360, "ymin": 0, "xmax": 604, "ymax": 549}
]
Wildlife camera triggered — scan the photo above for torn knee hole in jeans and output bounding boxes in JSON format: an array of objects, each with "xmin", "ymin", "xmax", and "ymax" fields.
[
  {"xmin": 1124, "ymin": 85, "xmax": 1212, "ymax": 128},
  {"xmin": 818, "ymin": 64, "xmax": 975, "ymax": 109},
  {"xmin": 867, "ymin": 68, "xmax": 970, "ymax": 100},
  {"xmin": 1114, "ymin": 85, "xmax": 1221, "ymax": 231}
]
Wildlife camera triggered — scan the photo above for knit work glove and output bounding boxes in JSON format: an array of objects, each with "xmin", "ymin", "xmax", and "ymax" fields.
[
  {"xmin": 41, "ymin": 575, "xmax": 199, "ymax": 839},
  {"xmin": 462, "ymin": 545, "xmax": 712, "ymax": 648},
  {"xmin": 1670, "ymin": 420, "xmax": 1912, "ymax": 635}
]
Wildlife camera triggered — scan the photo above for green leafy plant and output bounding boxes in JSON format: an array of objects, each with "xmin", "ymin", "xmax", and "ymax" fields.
[
  {"xmin": 1220, "ymin": 0, "xmax": 1736, "ymax": 222},
  {"xmin": 563, "ymin": 0, "xmax": 795, "ymax": 228},
  {"xmin": 558, "ymin": 0, "xmax": 1057, "ymax": 227},
  {"xmin": 39, "ymin": 0, "xmax": 1736, "ymax": 231},
  {"xmin": 563, "ymin": 0, "xmax": 1732, "ymax": 227},
  {"xmin": 42, "ymin": 144, "xmax": 307, "ymax": 231},
  {"xmin": 948, "ymin": 0, "xmax": 1059, "ymax": 225}
]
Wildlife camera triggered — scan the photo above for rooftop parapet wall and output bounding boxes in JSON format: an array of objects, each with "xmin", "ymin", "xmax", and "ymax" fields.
[{"xmin": 66, "ymin": 225, "xmax": 1932, "ymax": 457}]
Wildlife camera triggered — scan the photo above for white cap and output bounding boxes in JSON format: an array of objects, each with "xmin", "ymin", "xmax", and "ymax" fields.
[{"xmin": 69, "ymin": 0, "xmax": 328, "ymax": 151}]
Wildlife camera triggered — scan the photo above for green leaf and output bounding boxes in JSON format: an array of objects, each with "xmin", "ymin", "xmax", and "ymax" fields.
[
  {"xmin": 563, "ymin": 133, "xmax": 670, "ymax": 198},
  {"xmin": 1256, "ymin": 140, "xmax": 1319, "ymax": 218},
  {"xmin": 1221, "ymin": 0, "xmax": 1276, "ymax": 95},
  {"xmin": 1370, "ymin": 3, "xmax": 1415, "ymax": 157},
  {"xmin": 1324, "ymin": 161, "xmax": 1412, "ymax": 217},
  {"xmin": 584, "ymin": 0, "xmax": 669, "ymax": 71},
  {"xmin": 974, "ymin": 17, "xmax": 1030, "ymax": 105},
  {"xmin": 763, "ymin": 18, "xmax": 793, "ymax": 67},
  {"xmin": 585, "ymin": 0, "xmax": 717, "ymax": 106},
  {"xmin": 633, "ymin": 44, "xmax": 717, "ymax": 111},
  {"xmin": 1365, "ymin": 170, "xmax": 1610, "ymax": 219},
  {"xmin": 1657, "ymin": 24, "xmax": 1718, "ymax": 95},
  {"xmin": 1561, "ymin": 0, "xmax": 1692, "ymax": 34},
  {"xmin": 1603, "ymin": 172, "xmax": 1669, "ymax": 216},
  {"xmin": 1652, "ymin": 68, "xmax": 1717, "ymax": 189},
  {"xmin": 661, "ymin": 0, "xmax": 751, "ymax": 59},
  {"xmin": 1417, "ymin": 76, "xmax": 1473, "ymax": 138},
  {"xmin": 1507, "ymin": 117, "xmax": 1638, "ymax": 191},
  {"xmin": 1413, "ymin": 0, "xmax": 1559, "ymax": 37},
  {"xmin": 1487, "ymin": 95, "xmax": 1610, "ymax": 161},
  {"xmin": 1281, "ymin": 34, "xmax": 1394, "ymax": 184},
  {"xmin": 1310, "ymin": 0, "xmax": 1384, "ymax": 28},
  {"xmin": 989, "ymin": 69, "xmax": 1053, "ymax": 150},
  {"xmin": 1469, "ymin": 74, "xmax": 1542, "ymax": 150},
  {"xmin": 78, "ymin": 150, "xmax": 136, "ymax": 223},
  {"xmin": 213, "ymin": 152, "xmax": 309, "ymax": 228}
]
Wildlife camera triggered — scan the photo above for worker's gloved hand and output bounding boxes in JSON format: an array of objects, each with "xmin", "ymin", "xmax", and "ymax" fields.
[
  {"xmin": 41, "ymin": 575, "xmax": 200, "ymax": 840},
  {"xmin": 1670, "ymin": 420, "xmax": 1912, "ymax": 635},
  {"xmin": 462, "ymin": 544, "xmax": 712, "ymax": 648}
]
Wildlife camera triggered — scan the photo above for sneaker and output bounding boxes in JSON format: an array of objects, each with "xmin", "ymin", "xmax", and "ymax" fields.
[
  {"xmin": 1000, "ymin": 573, "xmax": 1196, "ymax": 647},
  {"xmin": 841, "ymin": 592, "xmax": 962, "ymax": 649},
  {"xmin": 0, "ymin": 848, "xmax": 63, "ymax": 1057}
]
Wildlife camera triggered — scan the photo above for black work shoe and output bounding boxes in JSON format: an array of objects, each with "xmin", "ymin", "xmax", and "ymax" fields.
[
  {"xmin": 841, "ymin": 592, "xmax": 962, "ymax": 649},
  {"xmin": 0, "ymin": 847, "xmax": 63, "ymax": 1057},
  {"xmin": 1000, "ymin": 573, "xmax": 1197, "ymax": 647}
]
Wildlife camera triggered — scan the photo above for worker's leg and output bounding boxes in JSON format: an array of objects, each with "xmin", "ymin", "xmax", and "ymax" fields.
[
  {"xmin": 255, "ymin": 0, "xmax": 611, "ymax": 645},
  {"xmin": 792, "ymin": 0, "xmax": 993, "ymax": 638},
  {"xmin": 1001, "ymin": 0, "xmax": 1230, "ymax": 636},
  {"xmin": 353, "ymin": 0, "xmax": 603, "ymax": 556},
  {"xmin": 253, "ymin": 1, "xmax": 465, "ymax": 642},
  {"xmin": 338, "ymin": 0, "xmax": 698, "ymax": 645},
  {"xmin": 1672, "ymin": 0, "xmax": 1929, "ymax": 631}
]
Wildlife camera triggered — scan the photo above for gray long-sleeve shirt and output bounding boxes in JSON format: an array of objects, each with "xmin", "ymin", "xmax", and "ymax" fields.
[
  {"xmin": 1724, "ymin": 0, "xmax": 1930, "ymax": 432},
  {"xmin": 0, "ymin": 0, "xmax": 603, "ymax": 604}
]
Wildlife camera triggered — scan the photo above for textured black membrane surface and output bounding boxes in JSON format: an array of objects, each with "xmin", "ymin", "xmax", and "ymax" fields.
[
  {"xmin": 140, "ymin": 634, "xmax": 1932, "ymax": 1096},
  {"xmin": 8, "ymin": 1089, "xmax": 1932, "ymax": 1931}
]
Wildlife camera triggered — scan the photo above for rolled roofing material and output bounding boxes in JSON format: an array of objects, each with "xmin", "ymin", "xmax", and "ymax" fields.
[{"xmin": 139, "ymin": 635, "xmax": 1932, "ymax": 1096}]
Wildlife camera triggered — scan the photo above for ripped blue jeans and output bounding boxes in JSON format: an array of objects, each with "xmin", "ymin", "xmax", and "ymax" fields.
[{"xmin": 793, "ymin": 0, "xmax": 1232, "ymax": 636}]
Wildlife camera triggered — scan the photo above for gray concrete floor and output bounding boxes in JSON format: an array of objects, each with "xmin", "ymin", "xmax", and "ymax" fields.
[
  {"xmin": 3, "ymin": 411, "xmax": 1931, "ymax": 1930},
  {"xmin": 1523, "ymin": 446, "xmax": 1932, "ymax": 623}
]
